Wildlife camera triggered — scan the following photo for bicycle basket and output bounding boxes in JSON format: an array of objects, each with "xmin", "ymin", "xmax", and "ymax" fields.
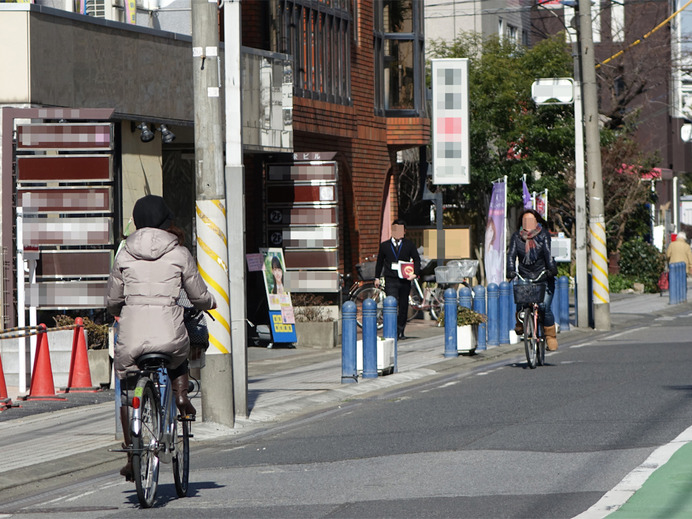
[
  {"xmin": 513, "ymin": 283, "xmax": 545, "ymax": 304},
  {"xmin": 356, "ymin": 261, "xmax": 377, "ymax": 281},
  {"xmin": 446, "ymin": 259, "xmax": 479, "ymax": 279},
  {"xmin": 434, "ymin": 266, "xmax": 465, "ymax": 284}
]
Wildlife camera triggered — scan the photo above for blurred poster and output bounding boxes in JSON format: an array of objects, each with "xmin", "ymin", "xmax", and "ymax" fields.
[
  {"xmin": 484, "ymin": 181, "xmax": 506, "ymax": 286},
  {"xmin": 259, "ymin": 248, "xmax": 296, "ymax": 343}
]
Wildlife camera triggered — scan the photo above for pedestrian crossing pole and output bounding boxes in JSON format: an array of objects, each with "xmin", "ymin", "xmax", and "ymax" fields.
[
  {"xmin": 579, "ymin": 0, "xmax": 611, "ymax": 330},
  {"xmin": 192, "ymin": 0, "xmax": 235, "ymax": 426}
]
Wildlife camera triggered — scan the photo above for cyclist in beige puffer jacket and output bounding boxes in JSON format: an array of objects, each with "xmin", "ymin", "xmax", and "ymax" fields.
[{"xmin": 107, "ymin": 195, "xmax": 216, "ymax": 480}]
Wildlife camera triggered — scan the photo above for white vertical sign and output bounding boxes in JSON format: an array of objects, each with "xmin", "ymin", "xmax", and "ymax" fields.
[{"xmin": 432, "ymin": 59, "xmax": 470, "ymax": 185}]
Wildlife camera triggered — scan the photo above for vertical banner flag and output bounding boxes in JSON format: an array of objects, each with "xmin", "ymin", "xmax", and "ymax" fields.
[
  {"xmin": 431, "ymin": 58, "xmax": 470, "ymax": 185},
  {"xmin": 485, "ymin": 181, "xmax": 506, "ymax": 286},
  {"xmin": 522, "ymin": 180, "xmax": 532, "ymax": 209},
  {"xmin": 536, "ymin": 192, "xmax": 548, "ymax": 219},
  {"xmin": 125, "ymin": 0, "xmax": 136, "ymax": 24}
]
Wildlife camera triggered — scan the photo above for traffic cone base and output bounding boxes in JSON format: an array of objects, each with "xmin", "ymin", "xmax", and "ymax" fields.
[
  {"xmin": 0, "ymin": 350, "xmax": 10, "ymax": 409},
  {"xmin": 25, "ymin": 326, "xmax": 65, "ymax": 401}
]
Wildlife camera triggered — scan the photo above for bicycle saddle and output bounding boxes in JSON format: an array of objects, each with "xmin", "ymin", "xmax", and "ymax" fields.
[
  {"xmin": 421, "ymin": 274, "xmax": 436, "ymax": 283},
  {"xmin": 136, "ymin": 352, "xmax": 173, "ymax": 369}
]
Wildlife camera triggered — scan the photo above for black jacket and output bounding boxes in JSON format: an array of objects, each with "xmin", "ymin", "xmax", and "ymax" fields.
[
  {"xmin": 506, "ymin": 229, "xmax": 557, "ymax": 281},
  {"xmin": 375, "ymin": 238, "xmax": 421, "ymax": 280}
]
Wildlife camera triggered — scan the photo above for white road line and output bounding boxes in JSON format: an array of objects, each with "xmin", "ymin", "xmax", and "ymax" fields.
[{"xmin": 572, "ymin": 424, "xmax": 692, "ymax": 518}]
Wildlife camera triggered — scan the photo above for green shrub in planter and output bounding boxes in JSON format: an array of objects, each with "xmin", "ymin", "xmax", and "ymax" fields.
[
  {"xmin": 618, "ymin": 238, "xmax": 665, "ymax": 293},
  {"xmin": 436, "ymin": 306, "xmax": 487, "ymax": 327}
]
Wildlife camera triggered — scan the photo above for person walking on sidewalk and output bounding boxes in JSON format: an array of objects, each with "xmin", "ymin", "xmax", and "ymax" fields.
[
  {"xmin": 106, "ymin": 195, "xmax": 216, "ymax": 480},
  {"xmin": 666, "ymin": 231, "xmax": 692, "ymax": 276},
  {"xmin": 374, "ymin": 219, "xmax": 421, "ymax": 340},
  {"xmin": 507, "ymin": 209, "xmax": 559, "ymax": 351}
]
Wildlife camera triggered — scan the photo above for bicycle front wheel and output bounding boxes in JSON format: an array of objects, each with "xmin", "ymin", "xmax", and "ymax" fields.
[
  {"xmin": 407, "ymin": 285, "xmax": 422, "ymax": 321},
  {"xmin": 523, "ymin": 310, "xmax": 538, "ymax": 369},
  {"xmin": 172, "ymin": 417, "xmax": 190, "ymax": 497},
  {"xmin": 132, "ymin": 380, "xmax": 161, "ymax": 508},
  {"xmin": 352, "ymin": 286, "xmax": 384, "ymax": 330}
]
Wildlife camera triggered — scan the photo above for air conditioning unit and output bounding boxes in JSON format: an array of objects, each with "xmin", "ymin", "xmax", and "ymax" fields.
[
  {"xmin": 86, "ymin": 0, "xmax": 123, "ymax": 22},
  {"xmin": 85, "ymin": 0, "xmax": 106, "ymax": 18}
]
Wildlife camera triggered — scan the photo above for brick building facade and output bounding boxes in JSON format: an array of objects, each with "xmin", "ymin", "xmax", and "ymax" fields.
[{"xmin": 240, "ymin": 1, "xmax": 430, "ymax": 279}]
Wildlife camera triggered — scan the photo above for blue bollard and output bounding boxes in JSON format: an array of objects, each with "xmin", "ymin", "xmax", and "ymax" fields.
[
  {"xmin": 341, "ymin": 301, "xmax": 357, "ymax": 383},
  {"xmin": 487, "ymin": 283, "xmax": 499, "ymax": 347},
  {"xmin": 383, "ymin": 296, "xmax": 398, "ymax": 373},
  {"xmin": 499, "ymin": 281, "xmax": 510, "ymax": 344},
  {"xmin": 559, "ymin": 276, "xmax": 570, "ymax": 331},
  {"xmin": 444, "ymin": 288, "xmax": 458, "ymax": 357},
  {"xmin": 459, "ymin": 285, "xmax": 472, "ymax": 309},
  {"xmin": 473, "ymin": 285, "xmax": 486, "ymax": 351},
  {"xmin": 362, "ymin": 298, "xmax": 378, "ymax": 378},
  {"xmin": 669, "ymin": 263, "xmax": 679, "ymax": 305},
  {"xmin": 551, "ymin": 283, "xmax": 560, "ymax": 328},
  {"xmin": 680, "ymin": 263, "xmax": 687, "ymax": 302}
]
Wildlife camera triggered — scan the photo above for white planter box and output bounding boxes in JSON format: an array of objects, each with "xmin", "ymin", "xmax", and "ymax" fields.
[
  {"xmin": 356, "ymin": 338, "xmax": 395, "ymax": 375},
  {"xmin": 457, "ymin": 325, "xmax": 477, "ymax": 353}
]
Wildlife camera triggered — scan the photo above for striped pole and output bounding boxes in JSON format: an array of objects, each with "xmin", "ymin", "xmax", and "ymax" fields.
[
  {"xmin": 196, "ymin": 200, "xmax": 231, "ymax": 356},
  {"xmin": 589, "ymin": 216, "xmax": 610, "ymax": 329}
]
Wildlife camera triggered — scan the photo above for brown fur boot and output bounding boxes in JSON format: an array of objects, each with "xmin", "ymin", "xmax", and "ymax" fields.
[
  {"xmin": 545, "ymin": 324, "xmax": 558, "ymax": 351},
  {"xmin": 172, "ymin": 371, "xmax": 196, "ymax": 417},
  {"xmin": 514, "ymin": 312, "xmax": 524, "ymax": 336}
]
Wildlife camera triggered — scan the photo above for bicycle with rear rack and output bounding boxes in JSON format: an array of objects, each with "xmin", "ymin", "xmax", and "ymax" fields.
[
  {"xmin": 513, "ymin": 271, "xmax": 548, "ymax": 369},
  {"xmin": 113, "ymin": 352, "xmax": 193, "ymax": 508},
  {"xmin": 410, "ymin": 260, "xmax": 479, "ymax": 322}
]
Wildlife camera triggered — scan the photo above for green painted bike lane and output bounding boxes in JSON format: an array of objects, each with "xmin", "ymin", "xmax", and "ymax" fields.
[{"xmin": 608, "ymin": 441, "xmax": 692, "ymax": 518}]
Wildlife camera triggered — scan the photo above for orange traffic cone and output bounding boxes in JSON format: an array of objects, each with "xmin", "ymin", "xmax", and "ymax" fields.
[
  {"xmin": 24, "ymin": 324, "xmax": 65, "ymax": 401},
  {"xmin": 0, "ymin": 351, "xmax": 11, "ymax": 410},
  {"xmin": 63, "ymin": 318, "xmax": 98, "ymax": 393}
]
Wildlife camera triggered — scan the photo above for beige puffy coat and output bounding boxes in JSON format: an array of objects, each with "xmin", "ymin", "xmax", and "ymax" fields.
[{"xmin": 107, "ymin": 228, "xmax": 216, "ymax": 379}]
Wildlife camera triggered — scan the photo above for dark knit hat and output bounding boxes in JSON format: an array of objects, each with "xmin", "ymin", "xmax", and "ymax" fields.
[{"xmin": 132, "ymin": 195, "xmax": 174, "ymax": 230}]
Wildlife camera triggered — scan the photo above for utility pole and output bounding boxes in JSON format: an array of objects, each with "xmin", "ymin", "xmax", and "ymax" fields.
[
  {"xmin": 223, "ymin": 0, "xmax": 249, "ymax": 418},
  {"xmin": 192, "ymin": 0, "xmax": 235, "ymax": 426},
  {"xmin": 569, "ymin": 7, "xmax": 589, "ymax": 329},
  {"xmin": 579, "ymin": 0, "xmax": 611, "ymax": 330}
]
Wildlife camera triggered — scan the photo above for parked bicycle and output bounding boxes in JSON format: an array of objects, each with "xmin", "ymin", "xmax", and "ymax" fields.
[
  {"xmin": 513, "ymin": 271, "xmax": 548, "ymax": 369},
  {"xmin": 407, "ymin": 276, "xmax": 444, "ymax": 321},
  {"xmin": 115, "ymin": 352, "xmax": 192, "ymax": 508}
]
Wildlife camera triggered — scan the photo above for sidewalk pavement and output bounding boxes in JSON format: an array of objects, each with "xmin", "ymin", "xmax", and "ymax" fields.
[{"xmin": 0, "ymin": 290, "xmax": 691, "ymax": 517}]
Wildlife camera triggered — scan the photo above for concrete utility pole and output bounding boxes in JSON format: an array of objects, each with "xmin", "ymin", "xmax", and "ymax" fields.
[
  {"xmin": 192, "ymin": 0, "xmax": 235, "ymax": 426},
  {"xmin": 223, "ymin": 0, "xmax": 249, "ymax": 418},
  {"xmin": 568, "ymin": 12, "xmax": 589, "ymax": 329},
  {"xmin": 579, "ymin": 0, "xmax": 611, "ymax": 330}
]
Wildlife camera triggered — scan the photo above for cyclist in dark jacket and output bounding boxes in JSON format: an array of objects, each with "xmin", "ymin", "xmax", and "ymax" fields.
[{"xmin": 506, "ymin": 209, "xmax": 559, "ymax": 350}]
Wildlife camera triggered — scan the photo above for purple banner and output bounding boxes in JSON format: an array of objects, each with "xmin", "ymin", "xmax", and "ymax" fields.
[
  {"xmin": 522, "ymin": 180, "xmax": 532, "ymax": 209},
  {"xmin": 485, "ymin": 182, "xmax": 506, "ymax": 286}
]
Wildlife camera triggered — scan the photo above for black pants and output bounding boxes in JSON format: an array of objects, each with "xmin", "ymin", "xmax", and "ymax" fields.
[{"xmin": 384, "ymin": 277, "xmax": 411, "ymax": 336}]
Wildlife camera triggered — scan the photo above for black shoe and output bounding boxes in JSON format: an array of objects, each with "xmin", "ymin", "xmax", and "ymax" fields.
[{"xmin": 398, "ymin": 334, "xmax": 409, "ymax": 341}]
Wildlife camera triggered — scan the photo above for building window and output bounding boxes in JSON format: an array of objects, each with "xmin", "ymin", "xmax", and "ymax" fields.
[
  {"xmin": 277, "ymin": 0, "xmax": 352, "ymax": 105},
  {"xmin": 375, "ymin": 0, "xmax": 426, "ymax": 117}
]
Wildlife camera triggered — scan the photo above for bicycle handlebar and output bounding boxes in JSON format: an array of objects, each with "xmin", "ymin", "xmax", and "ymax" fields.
[{"xmin": 515, "ymin": 270, "xmax": 548, "ymax": 283}]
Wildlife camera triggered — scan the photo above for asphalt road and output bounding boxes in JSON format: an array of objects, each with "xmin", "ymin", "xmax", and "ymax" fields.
[{"xmin": 1, "ymin": 308, "xmax": 691, "ymax": 518}]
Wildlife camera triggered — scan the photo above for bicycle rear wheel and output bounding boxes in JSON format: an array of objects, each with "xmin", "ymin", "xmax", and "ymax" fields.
[
  {"xmin": 523, "ymin": 310, "xmax": 538, "ymax": 369},
  {"xmin": 132, "ymin": 380, "xmax": 160, "ymax": 508},
  {"xmin": 352, "ymin": 286, "xmax": 384, "ymax": 330},
  {"xmin": 429, "ymin": 287, "xmax": 444, "ymax": 321},
  {"xmin": 172, "ymin": 417, "xmax": 190, "ymax": 497}
]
